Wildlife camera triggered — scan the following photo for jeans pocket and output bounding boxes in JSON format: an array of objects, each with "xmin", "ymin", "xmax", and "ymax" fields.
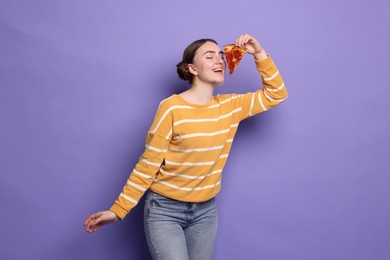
[{"xmin": 144, "ymin": 191, "xmax": 156, "ymax": 217}]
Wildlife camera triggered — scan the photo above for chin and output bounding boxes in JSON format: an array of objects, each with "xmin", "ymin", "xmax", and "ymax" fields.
[{"xmin": 215, "ymin": 80, "xmax": 224, "ymax": 86}]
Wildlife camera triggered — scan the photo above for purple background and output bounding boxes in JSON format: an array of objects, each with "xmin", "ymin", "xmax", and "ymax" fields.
[{"xmin": 1, "ymin": 0, "xmax": 390, "ymax": 259}]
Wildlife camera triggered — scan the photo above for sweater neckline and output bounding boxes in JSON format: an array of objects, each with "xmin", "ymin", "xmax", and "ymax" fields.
[{"xmin": 173, "ymin": 94, "xmax": 217, "ymax": 109}]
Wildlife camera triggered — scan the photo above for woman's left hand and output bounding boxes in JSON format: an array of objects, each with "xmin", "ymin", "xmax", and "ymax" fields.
[{"xmin": 235, "ymin": 34, "xmax": 267, "ymax": 61}]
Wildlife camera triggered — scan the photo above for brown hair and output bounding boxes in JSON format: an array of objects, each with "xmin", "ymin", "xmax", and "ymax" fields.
[{"xmin": 176, "ymin": 39, "xmax": 218, "ymax": 85}]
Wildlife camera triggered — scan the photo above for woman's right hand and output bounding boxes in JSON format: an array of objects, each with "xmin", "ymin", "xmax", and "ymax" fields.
[
  {"xmin": 235, "ymin": 34, "xmax": 267, "ymax": 61},
  {"xmin": 83, "ymin": 210, "xmax": 120, "ymax": 233}
]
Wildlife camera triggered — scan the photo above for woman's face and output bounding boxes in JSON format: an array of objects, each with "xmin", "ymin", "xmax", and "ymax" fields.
[{"xmin": 189, "ymin": 41, "xmax": 226, "ymax": 86}]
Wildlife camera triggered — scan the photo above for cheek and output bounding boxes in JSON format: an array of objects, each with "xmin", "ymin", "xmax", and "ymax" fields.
[{"xmin": 197, "ymin": 64, "xmax": 212, "ymax": 74}]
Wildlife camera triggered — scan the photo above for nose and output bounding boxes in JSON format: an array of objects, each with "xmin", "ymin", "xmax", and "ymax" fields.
[{"xmin": 216, "ymin": 55, "xmax": 224, "ymax": 64}]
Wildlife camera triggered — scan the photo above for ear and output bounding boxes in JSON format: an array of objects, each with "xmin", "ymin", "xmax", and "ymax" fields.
[{"xmin": 188, "ymin": 64, "xmax": 198, "ymax": 76}]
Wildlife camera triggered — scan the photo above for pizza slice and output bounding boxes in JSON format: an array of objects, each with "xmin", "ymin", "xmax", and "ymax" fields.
[{"xmin": 223, "ymin": 44, "xmax": 246, "ymax": 75}]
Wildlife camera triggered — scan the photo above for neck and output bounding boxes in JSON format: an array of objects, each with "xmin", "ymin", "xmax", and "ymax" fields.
[
  {"xmin": 190, "ymin": 84, "xmax": 214, "ymax": 100},
  {"xmin": 179, "ymin": 82, "xmax": 215, "ymax": 105},
  {"xmin": 188, "ymin": 82, "xmax": 215, "ymax": 103}
]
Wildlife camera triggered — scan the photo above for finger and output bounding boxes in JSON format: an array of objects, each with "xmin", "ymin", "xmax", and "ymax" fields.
[
  {"xmin": 246, "ymin": 36, "xmax": 262, "ymax": 53},
  {"xmin": 87, "ymin": 219, "xmax": 101, "ymax": 232},
  {"xmin": 92, "ymin": 220, "xmax": 105, "ymax": 232},
  {"xmin": 86, "ymin": 212, "xmax": 102, "ymax": 225},
  {"xmin": 86, "ymin": 221, "xmax": 95, "ymax": 233},
  {"xmin": 83, "ymin": 217, "xmax": 92, "ymax": 227},
  {"xmin": 246, "ymin": 35, "xmax": 257, "ymax": 47},
  {"xmin": 92, "ymin": 212, "xmax": 102, "ymax": 220},
  {"xmin": 86, "ymin": 213, "xmax": 98, "ymax": 225},
  {"xmin": 91, "ymin": 213, "xmax": 111, "ymax": 232},
  {"xmin": 242, "ymin": 34, "xmax": 252, "ymax": 44},
  {"xmin": 92, "ymin": 225, "xmax": 101, "ymax": 232},
  {"xmin": 83, "ymin": 214, "xmax": 97, "ymax": 226},
  {"xmin": 235, "ymin": 34, "xmax": 245, "ymax": 47},
  {"xmin": 239, "ymin": 34, "xmax": 247, "ymax": 47},
  {"xmin": 235, "ymin": 36, "xmax": 240, "ymax": 46},
  {"xmin": 236, "ymin": 34, "xmax": 244, "ymax": 47}
]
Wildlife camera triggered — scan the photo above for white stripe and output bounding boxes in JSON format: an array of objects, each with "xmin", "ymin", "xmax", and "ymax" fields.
[
  {"xmin": 160, "ymin": 168, "xmax": 205, "ymax": 179},
  {"xmin": 220, "ymin": 95, "xmax": 241, "ymax": 104},
  {"xmin": 165, "ymin": 154, "xmax": 228, "ymax": 167},
  {"xmin": 127, "ymin": 180, "xmax": 147, "ymax": 191},
  {"xmin": 249, "ymin": 93, "xmax": 255, "ymax": 116},
  {"xmin": 174, "ymin": 108, "xmax": 241, "ymax": 127},
  {"xmin": 120, "ymin": 193, "xmax": 138, "ymax": 204},
  {"xmin": 154, "ymin": 179, "xmax": 221, "ymax": 191},
  {"xmin": 151, "ymin": 96, "xmax": 243, "ymax": 135},
  {"xmin": 226, "ymin": 138, "xmax": 233, "ymax": 143},
  {"xmin": 169, "ymin": 145, "xmax": 224, "ymax": 153},
  {"xmin": 265, "ymin": 82, "xmax": 285, "ymax": 92},
  {"xmin": 150, "ymin": 105, "xmax": 193, "ymax": 134},
  {"xmin": 133, "ymin": 169, "xmax": 153, "ymax": 179},
  {"xmin": 145, "ymin": 144, "xmax": 167, "ymax": 153},
  {"xmin": 263, "ymin": 92, "xmax": 288, "ymax": 103},
  {"xmin": 165, "ymin": 160, "xmax": 214, "ymax": 166},
  {"xmin": 151, "ymin": 101, "xmax": 229, "ymax": 135},
  {"xmin": 211, "ymin": 169, "xmax": 223, "ymax": 175},
  {"xmin": 194, "ymin": 181, "xmax": 221, "ymax": 191},
  {"xmin": 165, "ymin": 129, "xmax": 172, "ymax": 140},
  {"xmin": 174, "ymin": 129, "xmax": 229, "ymax": 139},
  {"xmin": 263, "ymin": 70, "xmax": 279, "ymax": 81},
  {"xmin": 141, "ymin": 159, "xmax": 161, "ymax": 167},
  {"xmin": 174, "ymin": 123, "xmax": 239, "ymax": 139},
  {"xmin": 258, "ymin": 92, "xmax": 268, "ymax": 112},
  {"xmin": 207, "ymin": 103, "xmax": 221, "ymax": 109}
]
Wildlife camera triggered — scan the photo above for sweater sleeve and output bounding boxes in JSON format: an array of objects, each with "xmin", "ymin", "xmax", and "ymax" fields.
[
  {"xmin": 110, "ymin": 99, "xmax": 173, "ymax": 219},
  {"xmin": 236, "ymin": 54, "xmax": 288, "ymax": 122}
]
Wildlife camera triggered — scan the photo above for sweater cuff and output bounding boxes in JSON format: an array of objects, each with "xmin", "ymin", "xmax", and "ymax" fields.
[
  {"xmin": 254, "ymin": 54, "xmax": 273, "ymax": 71},
  {"xmin": 110, "ymin": 203, "xmax": 128, "ymax": 220}
]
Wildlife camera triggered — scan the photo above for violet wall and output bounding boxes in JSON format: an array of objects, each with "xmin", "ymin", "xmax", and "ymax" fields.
[{"xmin": 1, "ymin": 0, "xmax": 389, "ymax": 259}]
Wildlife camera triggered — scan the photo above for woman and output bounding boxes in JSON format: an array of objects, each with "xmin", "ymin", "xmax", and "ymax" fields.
[{"xmin": 84, "ymin": 34, "xmax": 288, "ymax": 259}]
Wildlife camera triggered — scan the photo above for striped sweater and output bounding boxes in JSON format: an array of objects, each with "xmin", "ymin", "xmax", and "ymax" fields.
[{"xmin": 110, "ymin": 55, "xmax": 288, "ymax": 219}]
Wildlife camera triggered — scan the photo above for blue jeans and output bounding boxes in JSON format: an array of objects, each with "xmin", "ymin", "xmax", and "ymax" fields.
[{"xmin": 144, "ymin": 190, "xmax": 218, "ymax": 260}]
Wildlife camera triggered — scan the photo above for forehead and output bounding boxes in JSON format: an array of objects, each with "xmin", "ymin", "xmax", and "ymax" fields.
[{"xmin": 196, "ymin": 41, "xmax": 221, "ymax": 55}]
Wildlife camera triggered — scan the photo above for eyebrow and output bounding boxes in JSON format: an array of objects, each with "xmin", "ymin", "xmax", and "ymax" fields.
[{"xmin": 203, "ymin": 50, "xmax": 224, "ymax": 56}]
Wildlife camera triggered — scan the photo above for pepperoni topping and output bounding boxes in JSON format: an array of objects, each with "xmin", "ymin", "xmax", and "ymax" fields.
[{"xmin": 224, "ymin": 44, "xmax": 245, "ymax": 74}]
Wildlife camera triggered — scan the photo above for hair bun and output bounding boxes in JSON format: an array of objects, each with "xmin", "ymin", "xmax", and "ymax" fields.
[{"xmin": 176, "ymin": 61, "xmax": 192, "ymax": 81}]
